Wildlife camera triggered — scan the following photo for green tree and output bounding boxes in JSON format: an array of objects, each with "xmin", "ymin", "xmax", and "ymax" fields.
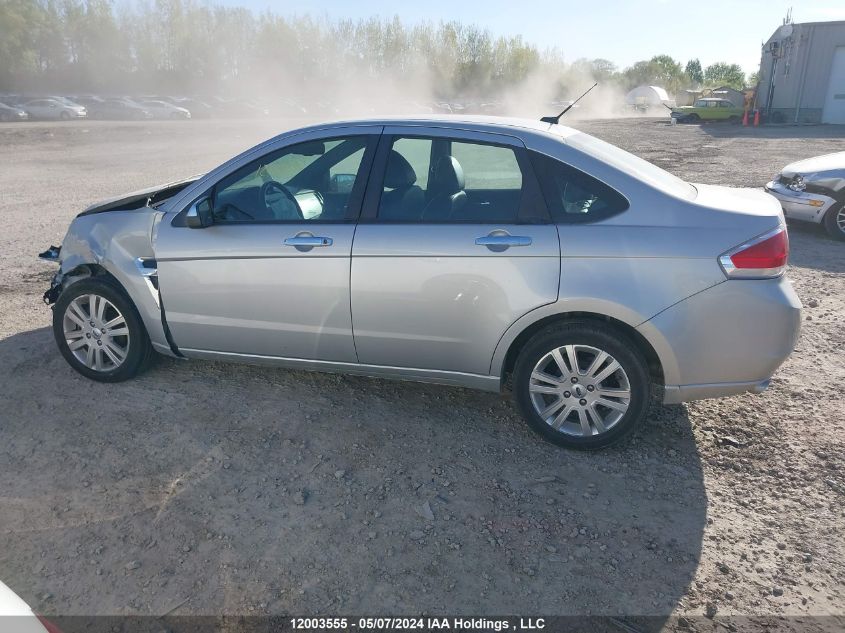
[
  {"xmin": 621, "ymin": 55, "xmax": 684, "ymax": 94},
  {"xmin": 571, "ymin": 57, "xmax": 617, "ymax": 82},
  {"xmin": 704, "ymin": 62, "xmax": 746, "ymax": 89},
  {"xmin": 684, "ymin": 58, "xmax": 703, "ymax": 85}
]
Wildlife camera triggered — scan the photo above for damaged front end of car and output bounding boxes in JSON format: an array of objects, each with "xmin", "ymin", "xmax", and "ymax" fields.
[
  {"xmin": 39, "ymin": 175, "xmax": 201, "ymax": 356},
  {"xmin": 39, "ymin": 245, "xmax": 64, "ymax": 304}
]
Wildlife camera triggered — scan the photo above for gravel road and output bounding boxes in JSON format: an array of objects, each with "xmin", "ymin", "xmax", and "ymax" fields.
[{"xmin": 0, "ymin": 118, "xmax": 843, "ymax": 627}]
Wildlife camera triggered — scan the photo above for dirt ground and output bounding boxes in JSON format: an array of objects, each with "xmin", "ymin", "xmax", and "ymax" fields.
[{"xmin": 0, "ymin": 117, "xmax": 843, "ymax": 627}]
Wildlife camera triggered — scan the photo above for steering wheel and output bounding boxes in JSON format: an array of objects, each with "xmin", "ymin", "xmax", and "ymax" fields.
[{"xmin": 261, "ymin": 180, "xmax": 303, "ymax": 220}]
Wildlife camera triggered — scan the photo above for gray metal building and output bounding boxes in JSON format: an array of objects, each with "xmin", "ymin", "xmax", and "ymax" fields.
[{"xmin": 757, "ymin": 20, "xmax": 845, "ymax": 124}]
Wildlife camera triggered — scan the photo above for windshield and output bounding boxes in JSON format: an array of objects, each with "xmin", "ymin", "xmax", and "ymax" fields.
[{"xmin": 566, "ymin": 132, "xmax": 697, "ymax": 200}]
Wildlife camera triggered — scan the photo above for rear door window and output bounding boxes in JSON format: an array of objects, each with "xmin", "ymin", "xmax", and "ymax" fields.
[{"xmin": 375, "ymin": 136, "xmax": 545, "ymax": 223}]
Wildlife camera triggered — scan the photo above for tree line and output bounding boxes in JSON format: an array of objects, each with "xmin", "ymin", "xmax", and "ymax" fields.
[{"xmin": 0, "ymin": 0, "xmax": 753, "ymax": 99}]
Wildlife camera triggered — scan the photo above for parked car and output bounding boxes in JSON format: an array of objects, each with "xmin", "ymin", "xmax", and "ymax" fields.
[
  {"xmin": 171, "ymin": 98, "xmax": 214, "ymax": 118},
  {"xmin": 0, "ymin": 101, "xmax": 29, "ymax": 121},
  {"xmin": 41, "ymin": 116, "xmax": 800, "ymax": 449},
  {"xmin": 0, "ymin": 579, "xmax": 62, "ymax": 632},
  {"xmin": 137, "ymin": 99, "xmax": 191, "ymax": 119},
  {"xmin": 85, "ymin": 99, "xmax": 153, "ymax": 121},
  {"xmin": 766, "ymin": 151, "xmax": 845, "ymax": 240},
  {"xmin": 0, "ymin": 94, "xmax": 28, "ymax": 106},
  {"xmin": 49, "ymin": 96, "xmax": 86, "ymax": 107},
  {"xmin": 671, "ymin": 98, "xmax": 744, "ymax": 123},
  {"xmin": 23, "ymin": 98, "xmax": 86, "ymax": 120}
]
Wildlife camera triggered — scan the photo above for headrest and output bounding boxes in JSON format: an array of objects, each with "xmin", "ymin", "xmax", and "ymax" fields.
[
  {"xmin": 432, "ymin": 156, "xmax": 465, "ymax": 193},
  {"xmin": 384, "ymin": 150, "xmax": 417, "ymax": 189}
]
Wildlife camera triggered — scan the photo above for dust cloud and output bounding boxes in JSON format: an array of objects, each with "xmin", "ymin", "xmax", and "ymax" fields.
[{"xmin": 0, "ymin": 4, "xmax": 675, "ymax": 123}]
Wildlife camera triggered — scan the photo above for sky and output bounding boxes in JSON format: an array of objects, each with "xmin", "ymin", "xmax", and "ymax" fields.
[{"xmin": 216, "ymin": 0, "xmax": 845, "ymax": 75}]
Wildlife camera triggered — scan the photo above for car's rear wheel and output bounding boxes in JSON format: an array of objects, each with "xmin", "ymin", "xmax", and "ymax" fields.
[
  {"xmin": 60, "ymin": 111, "xmax": 70, "ymax": 121},
  {"xmin": 52, "ymin": 278, "xmax": 153, "ymax": 382},
  {"xmin": 513, "ymin": 323, "xmax": 651, "ymax": 450},
  {"xmin": 823, "ymin": 203, "xmax": 845, "ymax": 241}
]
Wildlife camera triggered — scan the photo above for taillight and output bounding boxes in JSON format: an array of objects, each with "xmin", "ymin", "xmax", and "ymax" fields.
[{"xmin": 719, "ymin": 226, "xmax": 789, "ymax": 279}]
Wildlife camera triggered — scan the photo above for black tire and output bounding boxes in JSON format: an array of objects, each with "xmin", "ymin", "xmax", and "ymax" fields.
[
  {"xmin": 687, "ymin": 113, "xmax": 700, "ymax": 122},
  {"xmin": 60, "ymin": 110, "xmax": 70, "ymax": 121},
  {"xmin": 823, "ymin": 203, "xmax": 845, "ymax": 241},
  {"xmin": 52, "ymin": 278, "xmax": 153, "ymax": 382},
  {"xmin": 513, "ymin": 322, "xmax": 651, "ymax": 450}
]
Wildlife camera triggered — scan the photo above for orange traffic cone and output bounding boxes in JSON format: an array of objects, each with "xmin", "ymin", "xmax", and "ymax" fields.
[
  {"xmin": 753, "ymin": 109, "xmax": 760, "ymax": 126},
  {"xmin": 742, "ymin": 109, "xmax": 749, "ymax": 126}
]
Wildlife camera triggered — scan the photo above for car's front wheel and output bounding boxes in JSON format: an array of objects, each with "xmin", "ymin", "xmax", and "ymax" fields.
[
  {"xmin": 823, "ymin": 203, "xmax": 845, "ymax": 241},
  {"xmin": 513, "ymin": 323, "xmax": 651, "ymax": 450},
  {"xmin": 52, "ymin": 278, "xmax": 153, "ymax": 382}
]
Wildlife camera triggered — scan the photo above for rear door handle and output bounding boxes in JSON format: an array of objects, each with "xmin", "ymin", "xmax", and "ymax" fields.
[
  {"xmin": 284, "ymin": 235, "xmax": 333, "ymax": 247},
  {"xmin": 475, "ymin": 235, "xmax": 532, "ymax": 248}
]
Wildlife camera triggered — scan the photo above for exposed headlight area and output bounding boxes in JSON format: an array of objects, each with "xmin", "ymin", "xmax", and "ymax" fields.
[{"xmin": 787, "ymin": 174, "xmax": 806, "ymax": 192}]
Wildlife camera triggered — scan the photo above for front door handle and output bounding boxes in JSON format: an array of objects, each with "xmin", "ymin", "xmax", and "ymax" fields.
[
  {"xmin": 284, "ymin": 235, "xmax": 333, "ymax": 247},
  {"xmin": 475, "ymin": 234, "xmax": 532, "ymax": 249}
]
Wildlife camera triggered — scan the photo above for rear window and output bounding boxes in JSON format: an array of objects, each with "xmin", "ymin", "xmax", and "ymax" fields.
[{"xmin": 565, "ymin": 132, "xmax": 697, "ymax": 201}]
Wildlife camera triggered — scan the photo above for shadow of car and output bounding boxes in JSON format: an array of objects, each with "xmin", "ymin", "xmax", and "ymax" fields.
[{"xmin": 0, "ymin": 325, "xmax": 706, "ymax": 619}]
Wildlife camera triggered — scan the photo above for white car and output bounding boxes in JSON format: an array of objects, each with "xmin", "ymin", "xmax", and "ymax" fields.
[
  {"xmin": 0, "ymin": 580, "xmax": 60, "ymax": 632},
  {"xmin": 23, "ymin": 98, "xmax": 86, "ymax": 121},
  {"xmin": 138, "ymin": 99, "xmax": 191, "ymax": 120},
  {"xmin": 766, "ymin": 151, "xmax": 845, "ymax": 240}
]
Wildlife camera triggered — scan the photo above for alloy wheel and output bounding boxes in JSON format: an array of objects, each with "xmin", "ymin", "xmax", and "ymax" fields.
[
  {"xmin": 837, "ymin": 206, "xmax": 845, "ymax": 235},
  {"xmin": 528, "ymin": 344, "xmax": 631, "ymax": 437},
  {"xmin": 62, "ymin": 294, "xmax": 131, "ymax": 371}
]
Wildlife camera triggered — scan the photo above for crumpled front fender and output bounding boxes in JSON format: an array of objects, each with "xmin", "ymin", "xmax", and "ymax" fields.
[{"xmin": 48, "ymin": 209, "xmax": 173, "ymax": 353}]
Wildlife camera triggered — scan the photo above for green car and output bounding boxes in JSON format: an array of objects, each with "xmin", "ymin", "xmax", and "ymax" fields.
[{"xmin": 671, "ymin": 98, "xmax": 744, "ymax": 123}]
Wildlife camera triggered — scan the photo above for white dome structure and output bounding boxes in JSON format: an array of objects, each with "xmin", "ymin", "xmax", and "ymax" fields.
[{"xmin": 624, "ymin": 85, "xmax": 675, "ymax": 108}]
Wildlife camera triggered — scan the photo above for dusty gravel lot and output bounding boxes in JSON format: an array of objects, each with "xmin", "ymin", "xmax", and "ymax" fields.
[{"xmin": 0, "ymin": 118, "xmax": 843, "ymax": 627}]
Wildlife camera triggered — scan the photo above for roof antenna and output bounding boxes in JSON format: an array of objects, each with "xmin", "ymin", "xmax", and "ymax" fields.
[{"xmin": 541, "ymin": 82, "xmax": 598, "ymax": 124}]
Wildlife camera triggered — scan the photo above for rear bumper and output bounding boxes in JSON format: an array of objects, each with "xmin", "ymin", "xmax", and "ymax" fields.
[
  {"xmin": 663, "ymin": 379, "xmax": 770, "ymax": 405},
  {"xmin": 765, "ymin": 181, "xmax": 835, "ymax": 223},
  {"xmin": 638, "ymin": 276, "xmax": 801, "ymax": 404}
]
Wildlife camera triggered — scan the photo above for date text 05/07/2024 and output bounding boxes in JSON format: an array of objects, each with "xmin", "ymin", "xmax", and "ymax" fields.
[{"xmin": 289, "ymin": 617, "xmax": 547, "ymax": 631}]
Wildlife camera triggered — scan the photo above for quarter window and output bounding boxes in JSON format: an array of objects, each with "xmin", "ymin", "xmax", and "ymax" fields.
[{"xmin": 531, "ymin": 152, "xmax": 629, "ymax": 223}]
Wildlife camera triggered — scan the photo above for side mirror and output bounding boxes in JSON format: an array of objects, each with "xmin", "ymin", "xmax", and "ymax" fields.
[{"xmin": 186, "ymin": 196, "xmax": 213, "ymax": 228}]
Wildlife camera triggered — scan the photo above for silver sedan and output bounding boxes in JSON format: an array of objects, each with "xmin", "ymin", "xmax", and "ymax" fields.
[{"xmin": 42, "ymin": 116, "xmax": 801, "ymax": 449}]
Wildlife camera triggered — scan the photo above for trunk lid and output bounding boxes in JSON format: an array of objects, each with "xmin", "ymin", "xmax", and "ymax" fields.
[{"xmin": 692, "ymin": 183, "xmax": 785, "ymax": 226}]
